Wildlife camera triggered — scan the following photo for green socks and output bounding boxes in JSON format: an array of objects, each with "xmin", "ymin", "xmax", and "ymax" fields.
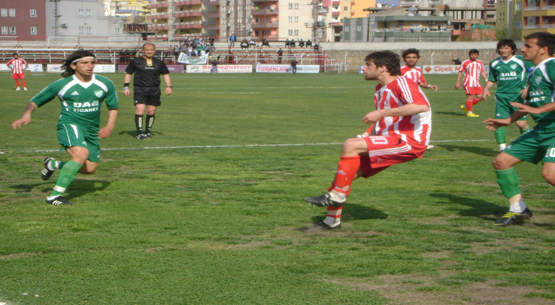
[
  {"xmin": 49, "ymin": 160, "xmax": 82, "ymax": 197},
  {"xmin": 494, "ymin": 127, "xmax": 506, "ymax": 145},
  {"xmin": 495, "ymin": 168, "xmax": 521, "ymax": 199}
]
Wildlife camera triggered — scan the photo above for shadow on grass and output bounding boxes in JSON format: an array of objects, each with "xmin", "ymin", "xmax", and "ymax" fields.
[
  {"xmin": 430, "ymin": 192, "xmax": 505, "ymax": 220},
  {"xmin": 10, "ymin": 180, "xmax": 110, "ymax": 201},
  {"xmin": 306, "ymin": 203, "xmax": 388, "ymax": 224},
  {"xmin": 118, "ymin": 130, "xmax": 163, "ymax": 139},
  {"xmin": 435, "ymin": 111, "xmax": 467, "ymax": 117},
  {"xmin": 439, "ymin": 144, "xmax": 498, "ymax": 157}
]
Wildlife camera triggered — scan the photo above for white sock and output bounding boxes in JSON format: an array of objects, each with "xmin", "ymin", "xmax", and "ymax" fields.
[
  {"xmin": 509, "ymin": 200, "xmax": 527, "ymax": 213},
  {"xmin": 323, "ymin": 217, "xmax": 340, "ymax": 227},
  {"xmin": 329, "ymin": 190, "xmax": 346, "ymax": 203},
  {"xmin": 499, "ymin": 143, "xmax": 507, "ymax": 151}
]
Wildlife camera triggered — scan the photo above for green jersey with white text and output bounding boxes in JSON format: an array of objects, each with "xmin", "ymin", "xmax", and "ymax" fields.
[
  {"xmin": 31, "ymin": 74, "xmax": 119, "ymax": 130},
  {"xmin": 488, "ymin": 55, "xmax": 533, "ymax": 95},
  {"xmin": 526, "ymin": 57, "xmax": 555, "ymax": 127}
]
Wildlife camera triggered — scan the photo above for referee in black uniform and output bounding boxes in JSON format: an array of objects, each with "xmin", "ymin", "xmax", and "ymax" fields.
[{"xmin": 123, "ymin": 43, "xmax": 172, "ymax": 140}]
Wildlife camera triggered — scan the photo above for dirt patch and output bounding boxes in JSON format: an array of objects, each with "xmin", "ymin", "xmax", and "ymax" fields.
[
  {"xmin": 324, "ymin": 274, "xmax": 554, "ymax": 305},
  {"xmin": 0, "ymin": 253, "xmax": 37, "ymax": 260}
]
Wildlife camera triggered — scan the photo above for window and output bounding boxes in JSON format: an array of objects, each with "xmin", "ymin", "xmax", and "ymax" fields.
[
  {"xmin": 9, "ymin": 26, "xmax": 16, "ymax": 34},
  {"xmin": 1, "ymin": 8, "xmax": 6, "ymax": 17},
  {"xmin": 9, "ymin": 8, "xmax": 15, "ymax": 17},
  {"xmin": 515, "ymin": 20, "xmax": 522, "ymax": 29},
  {"xmin": 288, "ymin": 3, "xmax": 293, "ymax": 8},
  {"xmin": 86, "ymin": 26, "xmax": 92, "ymax": 34},
  {"xmin": 30, "ymin": 26, "xmax": 37, "ymax": 35},
  {"xmin": 516, "ymin": 3, "xmax": 522, "ymax": 10},
  {"xmin": 1, "ymin": 26, "xmax": 6, "ymax": 34},
  {"xmin": 115, "ymin": 28, "xmax": 120, "ymax": 34},
  {"xmin": 79, "ymin": 26, "xmax": 84, "ymax": 33},
  {"xmin": 289, "ymin": 16, "xmax": 293, "ymax": 22},
  {"xmin": 356, "ymin": 25, "xmax": 361, "ymax": 31},
  {"xmin": 345, "ymin": 26, "xmax": 349, "ymax": 31},
  {"xmin": 294, "ymin": 16, "xmax": 298, "ymax": 22},
  {"xmin": 86, "ymin": 9, "xmax": 92, "ymax": 16},
  {"xmin": 294, "ymin": 29, "xmax": 298, "ymax": 35},
  {"xmin": 78, "ymin": 9, "xmax": 83, "ymax": 16},
  {"xmin": 294, "ymin": 3, "xmax": 299, "ymax": 8},
  {"xmin": 288, "ymin": 29, "xmax": 293, "ymax": 35},
  {"xmin": 30, "ymin": 9, "xmax": 36, "ymax": 17},
  {"xmin": 344, "ymin": 6, "xmax": 348, "ymax": 11}
]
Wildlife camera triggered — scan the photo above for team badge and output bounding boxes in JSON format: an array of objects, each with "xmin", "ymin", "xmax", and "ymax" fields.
[
  {"xmin": 536, "ymin": 76, "xmax": 542, "ymax": 85},
  {"xmin": 510, "ymin": 64, "xmax": 517, "ymax": 70},
  {"xmin": 94, "ymin": 90, "xmax": 103, "ymax": 98}
]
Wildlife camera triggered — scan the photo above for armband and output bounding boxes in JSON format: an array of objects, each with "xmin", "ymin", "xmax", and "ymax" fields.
[
  {"xmin": 124, "ymin": 83, "xmax": 130, "ymax": 87},
  {"xmin": 427, "ymin": 84, "xmax": 432, "ymax": 88},
  {"xmin": 167, "ymin": 86, "xmax": 172, "ymax": 88}
]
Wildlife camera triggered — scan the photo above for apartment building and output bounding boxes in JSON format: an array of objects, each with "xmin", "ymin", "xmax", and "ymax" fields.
[{"xmin": 0, "ymin": 1, "xmax": 47, "ymax": 40}]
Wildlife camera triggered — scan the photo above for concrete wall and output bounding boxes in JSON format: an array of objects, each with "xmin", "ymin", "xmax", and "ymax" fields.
[{"xmin": 320, "ymin": 41, "xmax": 518, "ymax": 72}]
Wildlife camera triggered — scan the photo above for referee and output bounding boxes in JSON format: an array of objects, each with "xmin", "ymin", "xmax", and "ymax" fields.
[{"xmin": 123, "ymin": 43, "xmax": 172, "ymax": 140}]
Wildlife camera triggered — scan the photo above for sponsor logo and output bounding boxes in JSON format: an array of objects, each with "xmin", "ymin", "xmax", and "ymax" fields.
[
  {"xmin": 94, "ymin": 90, "xmax": 103, "ymax": 98},
  {"xmin": 510, "ymin": 64, "xmax": 517, "ymax": 69},
  {"xmin": 71, "ymin": 91, "xmax": 79, "ymax": 96},
  {"xmin": 496, "ymin": 113, "xmax": 501, "ymax": 117}
]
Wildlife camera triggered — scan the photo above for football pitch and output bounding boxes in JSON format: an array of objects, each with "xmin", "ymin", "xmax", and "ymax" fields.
[{"xmin": 1, "ymin": 72, "xmax": 554, "ymax": 304}]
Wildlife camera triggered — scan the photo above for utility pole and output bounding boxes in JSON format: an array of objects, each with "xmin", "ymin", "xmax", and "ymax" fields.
[{"xmin": 51, "ymin": 0, "xmax": 61, "ymax": 37}]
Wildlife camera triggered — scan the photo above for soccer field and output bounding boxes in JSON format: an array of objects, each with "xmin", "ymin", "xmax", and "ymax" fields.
[{"xmin": 1, "ymin": 72, "xmax": 554, "ymax": 304}]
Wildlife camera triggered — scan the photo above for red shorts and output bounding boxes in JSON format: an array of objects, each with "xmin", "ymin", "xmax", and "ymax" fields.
[
  {"xmin": 464, "ymin": 86, "xmax": 482, "ymax": 96},
  {"xmin": 360, "ymin": 135, "xmax": 424, "ymax": 178},
  {"xmin": 12, "ymin": 73, "xmax": 24, "ymax": 80}
]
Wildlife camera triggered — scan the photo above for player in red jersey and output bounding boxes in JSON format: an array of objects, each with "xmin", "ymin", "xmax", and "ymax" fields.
[
  {"xmin": 304, "ymin": 51, "xmax": 432, "ymax": 230},
  {"xmin": 401, "ymin": 48, "xmax": 438, "ymax": 91},
  {"xmin": 455, "ymin": 49, "xmax": 487, "ymax": 117},
  {"xmin": 7, "ymin": 53, "xmax": 27, "ymax": 91}
]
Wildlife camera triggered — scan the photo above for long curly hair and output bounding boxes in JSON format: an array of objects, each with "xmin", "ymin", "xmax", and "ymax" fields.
[{"xmin": 61, "ymin": 50, "xmax": 96, "ymax": 77}]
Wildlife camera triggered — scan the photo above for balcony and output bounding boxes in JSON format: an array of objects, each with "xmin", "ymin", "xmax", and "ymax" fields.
[
  {"xmin": 174, "ymin": 11, "xmax": 203, "ymax": 18},
  {"xmin": 317, "ymin": 7, "xmax": 328, "ymax": 15},
  {"xmin": 147, "ymin": 13, "xmax": 170, "ymax": 20},
  {"xmin": 332, "ymin": 0, "xmax": 340, "ymax": 3},
  {"xmin": 147, "ymin": 24, "xmax": 170, "ymax": 30},
  {"xmin": 524, "ymin": 5, "xmax": 540, "ymax": 10},
  {"xmin": 252, "ymin": 8, "xmax": 279, "ymax": 15},
  {"xmin": 332, "ymin": 10, "xmax": 340, "ymax": 15},
  {"xmin": 523, "ymin": 24, "xmax": 540, "ymax": 29},
  {"xmin": 175, "ymin": 0, "xmax": 203, "ymax": 5},
  {"xmin": 204, "ymin": 0, "xmax": 219, "ymax": 5},
  {"xmin": 147, "ymin": 2, "xmax": 170, "ymax": 9},
  {"xmin": 203, "ymin": 11, "xmax": 220, "ymax": 17},
  {"xmin": 174, "ymin": 22, "xmax": 203, "ymax": 29},
  {"xmin": 203, "ymin": 23, "xmax": 220, "ymax": 29},
  {"xmin": 251, "ymin": 21, "xmax": 279, "ymax": 28}
]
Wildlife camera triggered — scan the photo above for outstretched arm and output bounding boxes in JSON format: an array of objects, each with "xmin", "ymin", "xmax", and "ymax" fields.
[{"xmin": 12, "ymin": 102, "xmax": 38, "ymax": 129}]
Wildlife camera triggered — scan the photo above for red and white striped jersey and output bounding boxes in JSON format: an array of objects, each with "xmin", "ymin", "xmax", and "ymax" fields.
[
  {"xmin": 7, "ymin": 58, "xmax": 27, "ymax": 74},
  {"xmin": 400, "ymin": 65, "xmax": 427, "ymax": 85},
  {"xmin": 373, "ymin": 76, "xmax": 432, "ymax": 148},
  {"xmin": 459, "ymin": 59, "xmax": 483, "ymax": 88}
]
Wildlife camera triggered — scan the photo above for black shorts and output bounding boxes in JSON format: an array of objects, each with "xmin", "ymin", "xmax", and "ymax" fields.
[{"xmin": 133, "ymin": 87, "xmax": 161, "ymax": 106}]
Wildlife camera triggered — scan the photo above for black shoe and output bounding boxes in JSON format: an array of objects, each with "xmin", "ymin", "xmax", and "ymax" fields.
[
  {"xmin": 45, "ymin": 196, "xmax": 73, "ymax": 205},
  {"xmin": 136, "ymin": 133, "xmax": 147, "ymax": 140},
  {"xmin": 305, "ymin": 193, "xmax": 345, "ymax": 208},
  {"xmin": 494, "ymin": 208, "xmax": 533, "ymax": 226},
  {"xmin": 145, "ymin": 133, "xmax": 152, "ymax": 138},
  {"xmin": 302, "ymin": 221, "xmax": 341, "ymax": 233},
  {"xmin": 41, "ymin": 157, "xmax": 55, "ymax": 181}
]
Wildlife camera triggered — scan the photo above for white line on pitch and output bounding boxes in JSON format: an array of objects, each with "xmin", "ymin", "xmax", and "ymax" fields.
[{"xmin": 20, "ymin": 139, "xmax": 496, "ymax": 153}]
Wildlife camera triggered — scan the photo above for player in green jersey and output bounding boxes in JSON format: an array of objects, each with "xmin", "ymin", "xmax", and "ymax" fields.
[
  {"xmin": 484, "ymin": 32, "xmax": 555, "ymax": 226},
  {"xmin": 12, "ymin": 50, "xmax": 119, "ymax": 205},
  {"xmin": 482, "ymin": 39, "xmax": 533, "ymax": 151}
]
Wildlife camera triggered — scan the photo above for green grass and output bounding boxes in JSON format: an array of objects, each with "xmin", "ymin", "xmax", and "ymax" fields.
[{"xmin": 1, "ymin": 71, "xmax": 554, "ymax": 304}]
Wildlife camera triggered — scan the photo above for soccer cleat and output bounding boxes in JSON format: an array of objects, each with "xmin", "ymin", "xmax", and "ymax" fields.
[
  {"xmin": 41, "ymin": 157, "xmax": 55, "ymax": 181},
  {"xmin": 15, "ymin": 87, "xmax": 20, "ymax": 91},
  {"xmin": 45, "ymin": 196, "xmax": 73, "ymax": 205},
  {"xmin": 145, "ymin": 133, "xmax": 152, "ymax": 138},
  {"xmin": 467, "ymin": 113, "xmax": 480, "ymax": 118},
  {"xmin": 494, "ymin": 208, "xmax": 533, "ymax": 226},
  {"xmin": 460, "ymin": 105, "xmax": 468, "ymax": 115},
  {"xmin": 23, "ymin": 87, "xmax": 28, "ymax": 91},
  {"xmin": 305, "ymin": 193, "xmax": 345, "ymax": 208},
  {"xmin": 136, "ymin": 133, "xmax": 148, "ymax": 140},
  {"xmin": 302, "ymin": 221, "xmax": 341, "ymax": 232}
]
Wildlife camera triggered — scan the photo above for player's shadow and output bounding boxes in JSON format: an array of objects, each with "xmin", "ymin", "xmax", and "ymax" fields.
[
  {"xmin": 429, "ymin": 192, "xmax": 505, "ymax": 221},
  {"xmin": 302, "ymin": 202, "xmax": 387, "ymax": 228},
  {"xmin": 435, "ymin": 111, "xmax": 468, "ymax": 117},
  {"xmin": 119, "ymin": 130, "xmax": 163, "ymax": 138},
  {"xmin": 439, "ymin": 144, "xmax": 499, "ymax": 157},
  {"xmin": 10, "ymin": 180, "xmax": 110, "ymax": 201}
]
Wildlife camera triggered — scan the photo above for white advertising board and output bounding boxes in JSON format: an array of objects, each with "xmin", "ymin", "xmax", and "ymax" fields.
[
  {"xmin": 187, "ymin": 65, "xmax": 252, "ymax": 73},
  {"xmin": 296, "ymin": 65, "xmax": 319, "ymax": 74},
  {"xmin": 93, "ymin": 65, "xmax": 116, "ymax": 73},
  {"xmin": 47, "ymin": 64, "xmax": 63, "ymax": 73},
  {"xmin": 422, "ymin": 65, "xmax": 460, "ymax": 74},
  {"xmin": 0, "ymin": 64, "xmax": 43, "ymax": 72},
  {"xmin": 256, "ymin": 64, "xmax": 319, "ymax": 73}
]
